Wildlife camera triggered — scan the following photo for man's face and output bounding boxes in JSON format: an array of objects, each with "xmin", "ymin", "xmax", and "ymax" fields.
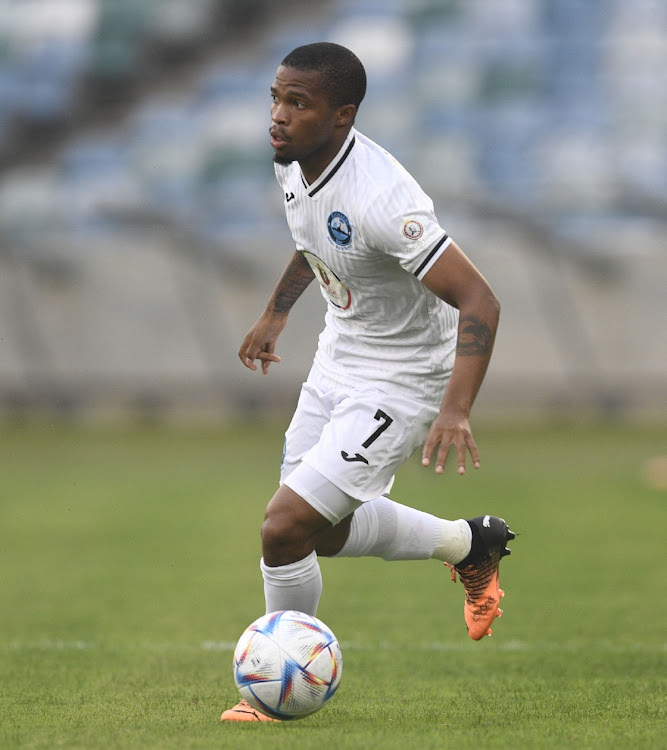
[{"xmin": 269, "ymin": 66, "xmax": 343, "ymax": 175}]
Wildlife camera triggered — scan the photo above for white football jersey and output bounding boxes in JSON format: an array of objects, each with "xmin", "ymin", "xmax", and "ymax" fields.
[{"xmin": 275, "ymin": 128, "xmax": 459, "ymax": 403}]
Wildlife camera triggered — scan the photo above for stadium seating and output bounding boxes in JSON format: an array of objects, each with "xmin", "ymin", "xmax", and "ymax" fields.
[{"xmin": 0, "ymin": 0, "xmax": 664, "ymax": 248}]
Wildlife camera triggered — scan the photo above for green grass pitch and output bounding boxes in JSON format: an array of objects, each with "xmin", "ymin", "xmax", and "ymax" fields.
[{"xmin": 0, "ymin": 422, "xmax": 665, "ymax": 749}]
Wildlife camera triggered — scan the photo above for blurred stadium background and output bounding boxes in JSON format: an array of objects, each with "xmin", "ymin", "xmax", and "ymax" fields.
[{"xmin": 0, "ymin": 0, "xmax": 664, "ymax": 425}]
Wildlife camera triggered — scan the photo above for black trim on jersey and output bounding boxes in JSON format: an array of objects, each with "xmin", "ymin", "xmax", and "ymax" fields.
[
  {"xmin": 414, "ymin": 233, "xmax": 449, "ymax": 278},
  {"xmin": 307, "ymin": 137, "xmax": 356, "ymax": 197}
]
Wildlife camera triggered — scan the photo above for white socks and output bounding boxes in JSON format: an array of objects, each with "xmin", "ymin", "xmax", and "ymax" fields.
[
  {"xmin": 260, "ymin": 498, "xmax": 472, "ymax": 616},
  {"xmin": 431, "ymin": 517, "xmax": 473, "ymax": 564},
  {"xmin": 334, "ymin": 496, "xmax": 472, "ymax": 564},
  {"xmin": 261, "ymin": 550, "xmax": 322, "ymax": 616}
]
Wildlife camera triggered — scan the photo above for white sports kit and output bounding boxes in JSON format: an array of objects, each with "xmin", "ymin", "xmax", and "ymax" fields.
[{"xmin": 276, "ymin": 128, "xmax": 460, "ymax": 522}]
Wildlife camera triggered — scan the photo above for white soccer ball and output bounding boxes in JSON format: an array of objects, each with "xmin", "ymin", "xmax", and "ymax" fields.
[{"xmin": 233, "ymin": 610, "xmax": 343, "ymax": 720}]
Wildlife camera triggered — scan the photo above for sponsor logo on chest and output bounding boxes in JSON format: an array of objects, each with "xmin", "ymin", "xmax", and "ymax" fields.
[{"xmin": 302, "ymin": 250, "xmax": 352, "ymax": 310}]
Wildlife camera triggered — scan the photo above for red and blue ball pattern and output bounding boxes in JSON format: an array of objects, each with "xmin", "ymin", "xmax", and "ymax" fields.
[{"xmin": 233, "ymin": 610, "xmax": 343, "ymax": 720}]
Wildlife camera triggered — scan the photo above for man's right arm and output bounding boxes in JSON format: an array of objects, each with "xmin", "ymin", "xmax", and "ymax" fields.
[{"xmin": 238, "ymin": 250, "xmax": 315, "ymax": 374}]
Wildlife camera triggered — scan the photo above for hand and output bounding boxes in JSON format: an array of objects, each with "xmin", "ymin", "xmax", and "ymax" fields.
[
  {"xmin": 421, "ymin": 411, "xmax": 480, "ymax": 476},
  {"xmin": 238, "ymin": 312, "xmax": 287, "ymax": 375}
]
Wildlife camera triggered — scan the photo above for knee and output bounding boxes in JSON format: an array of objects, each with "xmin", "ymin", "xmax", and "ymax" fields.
[
  {"xmin": 261, "ymin": 507, "xmax": 296, "ymax": 559},
  {"xmin": 260, "ymin": 485, "xmax": 332, "ymax": 566},
  {"xmin": 261, "ymin": 502, "xmax": 314, "ymax": 567}
]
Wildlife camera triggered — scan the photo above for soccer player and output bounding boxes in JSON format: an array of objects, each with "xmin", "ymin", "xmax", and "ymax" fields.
[{"xmin": 222, "ymin": 42, "xmax": 514, "ymax": 722}]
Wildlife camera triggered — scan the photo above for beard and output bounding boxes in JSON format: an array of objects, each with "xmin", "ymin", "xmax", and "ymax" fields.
[{"xmin": 273, "ymin": 153, "xmax": 295, "ymax": 166}]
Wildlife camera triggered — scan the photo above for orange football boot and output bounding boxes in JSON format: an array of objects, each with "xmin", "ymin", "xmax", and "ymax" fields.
[
  {"xmin": 447, "ymin": 515, "xmax": 515, "ymax": 640},
  {"xmin": 220, "ymin": 699, "xmax": 280, "ymax": 723}
]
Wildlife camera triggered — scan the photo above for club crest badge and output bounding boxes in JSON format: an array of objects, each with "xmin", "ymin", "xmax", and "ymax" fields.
[{"xmin": 327, "ymin": 211, "xmax": 353, "ymax": 247}]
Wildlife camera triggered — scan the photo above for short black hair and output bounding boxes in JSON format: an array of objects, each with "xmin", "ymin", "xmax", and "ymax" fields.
[{"xmin": 281, "ymin": 42, "xmax": 366, "ymax": 111}]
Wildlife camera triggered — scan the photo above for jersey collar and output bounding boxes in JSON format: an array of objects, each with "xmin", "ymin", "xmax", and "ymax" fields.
[{"xmin": 301, "ymin": 128, "xmax": 356, "ymax": 198}]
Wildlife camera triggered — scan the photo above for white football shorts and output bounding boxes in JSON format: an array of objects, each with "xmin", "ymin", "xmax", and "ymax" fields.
[{"xmin": 281, "ymin": 363, "xmax": 441, "ymax": 523}]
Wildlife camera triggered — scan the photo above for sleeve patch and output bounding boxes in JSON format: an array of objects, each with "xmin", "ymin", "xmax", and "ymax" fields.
[{"xmin": 403, "ymin": 219, "xmax": 423, "ymax": 240}]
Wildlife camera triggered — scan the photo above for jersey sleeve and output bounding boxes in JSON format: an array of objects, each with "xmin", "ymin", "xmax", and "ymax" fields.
[{"xmin": 361, "ymin": 178, "xmax": 452, "ymax": 280}]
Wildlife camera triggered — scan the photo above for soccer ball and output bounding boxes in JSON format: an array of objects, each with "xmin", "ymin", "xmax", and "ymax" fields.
[{"xmin": 233, "ymin": 610, "xmax": 343, "ymax": 720}]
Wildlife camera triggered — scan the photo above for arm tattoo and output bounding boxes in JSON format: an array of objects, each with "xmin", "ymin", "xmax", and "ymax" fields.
[
  {"xmin": 271, "ymin": 252, "xmax": 315, "ymax": 314},
  {"xmin": 456, "ymin": 314, "xmax": 494, "ymax": 356}
]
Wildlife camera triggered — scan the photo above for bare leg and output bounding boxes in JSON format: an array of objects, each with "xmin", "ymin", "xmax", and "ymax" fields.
[{"xmin": 261, "ymin": 485, "xmax": 334, "ymax": 566}]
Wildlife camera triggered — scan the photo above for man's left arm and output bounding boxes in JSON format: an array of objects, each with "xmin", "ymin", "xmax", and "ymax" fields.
[{"xmin": 420, "ymin": 240, "xmax": 500, "ymax": 475}]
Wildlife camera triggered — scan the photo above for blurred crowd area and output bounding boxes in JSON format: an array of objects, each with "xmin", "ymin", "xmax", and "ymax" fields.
[
  {"xmin": 0, "ymin": 0, "xmax": 665, "ymax": 423},
  {"xmin": 1, "ymin": 0, "xmax": 665, "ymax": 234}
]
